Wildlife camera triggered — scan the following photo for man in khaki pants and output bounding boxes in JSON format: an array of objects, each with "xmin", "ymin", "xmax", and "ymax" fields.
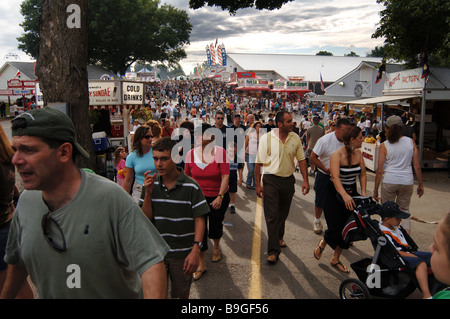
[{"xmin": 255, "ymin": 110, "xmax": 310, "ymax": 264}]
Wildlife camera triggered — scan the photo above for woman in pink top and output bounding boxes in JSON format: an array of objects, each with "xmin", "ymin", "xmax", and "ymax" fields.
[
  {"xmin": 185, "ymin": 123, "xmax": 230, "ymax": 280},
  {"xmin": 114, "ymin": 146, "xmax": 127, "ymax": 187}
]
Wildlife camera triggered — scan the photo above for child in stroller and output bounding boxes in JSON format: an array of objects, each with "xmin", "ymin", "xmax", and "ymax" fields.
[
  {"xmin": 378, "ymin": 201, "xmax": 432, "ymax": 299},
  {"xmin": 339, "ymin": 197, "xmax": 446, "ymax": 299}
]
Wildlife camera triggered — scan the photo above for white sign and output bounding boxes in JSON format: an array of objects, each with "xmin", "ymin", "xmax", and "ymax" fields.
[
  {"xmin": 384, "ymin": 68, "xmax": 424, "ymax": 91},
  {"xmin": 89, "ymin": 81, "xmax": 121, "ymax": 105},
  {"xmin": 122, "ymin": 82, "xmax": 144, "ymax": 105},
  {"xmin": 35, "ymin": 82, "xmax": 44, "ymax": 106},
  {"xmin": 238, "ymin": 78, "xmax": 269, "ymax": 88}
]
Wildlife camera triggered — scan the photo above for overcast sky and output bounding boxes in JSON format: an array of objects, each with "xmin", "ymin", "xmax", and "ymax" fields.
[{"xmin": 0, "ymin": 0, "xmax": 385, "ymax": 74}]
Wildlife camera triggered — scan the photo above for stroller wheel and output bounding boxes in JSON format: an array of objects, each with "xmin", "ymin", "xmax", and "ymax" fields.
[{"xmin": 339, "ymin": 278, "xmax": 370, "ymax": 299}]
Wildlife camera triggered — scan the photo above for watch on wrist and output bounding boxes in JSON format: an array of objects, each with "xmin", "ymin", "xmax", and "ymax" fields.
[
  {"xmin": 218, "ymin": 194, "xmax": 224, "ymax": 198},
  {"xmin": 193, "ymin": 241, "xmax": 203, "ymax": 249}
]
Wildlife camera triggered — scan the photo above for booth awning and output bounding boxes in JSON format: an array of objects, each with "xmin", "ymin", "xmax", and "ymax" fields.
[
  {"xmin": 308, "ymin": 95, "xmax": 363, "ymax": 104},
  {"xmin": 347, "ymin": 94, "xmax": 421, "ymax": 105},
  {"xmin": 271, "ymin": 89, "xmax": 311, "ymax": 93}
]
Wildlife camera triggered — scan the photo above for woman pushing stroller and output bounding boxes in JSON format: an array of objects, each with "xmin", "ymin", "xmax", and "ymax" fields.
[{"xmin": 314, "ymin": 125, "xmax": 366, "ymax": 273}]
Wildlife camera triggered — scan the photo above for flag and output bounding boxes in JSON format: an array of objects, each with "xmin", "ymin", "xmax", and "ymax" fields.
[
  {"xmin": 320, "ymin": 72, "xmax": 325, "ymax": 91},
  {"xmin": 375, "ymin": 59, "xmax": 386, "ymax": 84},
  {"xmin": 210, "ymin": 43, "xmax": 216, "ymax": 65},
  {"xmin": 206, "ymin": 45, "xmax": 212, "ymax": 67},
  {"xmin": 221, "ymin": 44, "xmax": 227, "ymax": 66},
  {"xmin": 419, "ymin": 51, "xmax": 430, "ymax": 79}
]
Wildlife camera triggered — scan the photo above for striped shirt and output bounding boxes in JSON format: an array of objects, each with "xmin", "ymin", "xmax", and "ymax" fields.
[
  {"xmin": 149, "ymin": 168, "xmax": 209, "ymax": 258},
  {"xmin": 336, "ymin": 164, "xmax": 361, "ymax": 185}
]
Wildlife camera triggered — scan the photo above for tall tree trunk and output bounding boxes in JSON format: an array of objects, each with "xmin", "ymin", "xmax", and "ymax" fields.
[{"xmin": 36, "ymin": 0, "xmax": 95, "ymax": 169}]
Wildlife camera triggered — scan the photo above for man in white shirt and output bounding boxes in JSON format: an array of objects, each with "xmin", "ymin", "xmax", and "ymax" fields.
[{"xmin": 309, "ymin": 118, "xmax": 350, "ymax": 234}]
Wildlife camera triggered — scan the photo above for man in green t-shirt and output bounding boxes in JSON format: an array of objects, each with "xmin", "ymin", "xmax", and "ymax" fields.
[
  {"xmin": 2, "ymin": 107, "xmax": 169, "ymax": 299},
  {"xmin": 142, "ymin": 137, "xmax": 209, "ymax": 299}
]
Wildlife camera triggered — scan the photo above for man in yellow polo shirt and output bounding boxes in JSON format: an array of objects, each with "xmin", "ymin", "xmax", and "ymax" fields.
[{"xmin": 255, "ymin": 110, "xmax": 310, "ymax": 264}]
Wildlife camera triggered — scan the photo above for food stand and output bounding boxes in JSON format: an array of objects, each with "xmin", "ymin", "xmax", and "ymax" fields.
[
  {"xmin": 348, "ymin": 67, "xmax": 450, "ymax": 170},
  {"xmin": 384, "ymin": 68, "xmax": 450, "ymax": 169}
]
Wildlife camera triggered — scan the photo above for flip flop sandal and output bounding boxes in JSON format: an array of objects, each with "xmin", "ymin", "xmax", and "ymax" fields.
[
  {"xmin": 314, "ymin": 240, "xmax": 325, "ymax": 260},
  {"xmin": 330, "ymin": 261, "xmax": 350, "ymax": 273}
]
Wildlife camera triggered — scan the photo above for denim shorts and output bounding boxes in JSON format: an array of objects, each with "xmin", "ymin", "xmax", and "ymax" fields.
[
  {"xmin": 314, "ymin": 171, "xmax": 331, "ymax": 209},
  {"xmin": 0, "ymin": 226, "xmax": 10, "ymax": 271},
  {"xmin": 403, "ymin": 251, "xmax": 432, "ymax": 270}
]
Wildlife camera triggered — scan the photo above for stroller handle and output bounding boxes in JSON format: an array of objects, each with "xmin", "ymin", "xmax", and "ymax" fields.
[{"xmin": 336, "ymin": 194, "xmax": 376, "ymax": 208}]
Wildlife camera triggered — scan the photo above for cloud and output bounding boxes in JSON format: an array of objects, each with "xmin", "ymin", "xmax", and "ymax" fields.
[{"xmin": 0, "ymin": 0, "xmax": 385, "ymax": 74}]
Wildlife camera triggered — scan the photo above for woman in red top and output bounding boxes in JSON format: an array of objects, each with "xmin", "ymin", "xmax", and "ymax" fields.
[
  {"xmin": 185, "ymin": 123, "xmax": 230, "ymax": 280},
  {"xmin": 161, "ymin": 119, "xmax": 174, "ymax": 138}
]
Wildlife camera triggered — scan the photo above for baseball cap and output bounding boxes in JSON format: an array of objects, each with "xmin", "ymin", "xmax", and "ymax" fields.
[
  {"xmin": 386, "ymin": 115, "xmax": 403, "ymax": 128},
  {"xmin": 11, "ymin": 107, "xmax": 90, "ymax": 158},
  {"xmin": 380, "ymin": 201, "xmax": 410, "ymax": 219}
]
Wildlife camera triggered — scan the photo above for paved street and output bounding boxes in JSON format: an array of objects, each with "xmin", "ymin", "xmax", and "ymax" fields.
[
  {"xmin": 188, "ymin": 166, "xmax": 449, "ymax": 299},
  {"xmin": 2, "ymin": 117, "xmax": 449, "ymax": 299}
]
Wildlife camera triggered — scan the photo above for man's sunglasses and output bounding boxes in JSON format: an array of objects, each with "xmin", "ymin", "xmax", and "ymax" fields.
[{"xmin": 41, "ymin": 212, "xmax": 67, "ymax": 252}]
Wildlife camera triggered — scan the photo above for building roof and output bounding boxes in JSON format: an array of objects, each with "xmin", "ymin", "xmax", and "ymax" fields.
[
  {"xmin": 0, "ymin": 62, "xmax": 116, "ymax": 81},
  {"xmin": 226, "ymin": 53, "xmax": 383, "ymax": 82},
  {"xmin": 325, "ymin": 61, "xmax": 405, "ymax": 92}
]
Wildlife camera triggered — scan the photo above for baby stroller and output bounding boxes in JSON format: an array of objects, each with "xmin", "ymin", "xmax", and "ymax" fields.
[{"xmin": 338, "ymin": 196, "xmax": 446, "ymax": 299}]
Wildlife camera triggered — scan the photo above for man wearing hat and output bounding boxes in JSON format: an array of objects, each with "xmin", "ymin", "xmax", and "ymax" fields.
[
  {"xmin": 379, "ymin": 201, "xmax": 433, "ymax": 299},
  {"xmin": 1, "ymin": 107, "xmax": 169, "ymax": 299}
]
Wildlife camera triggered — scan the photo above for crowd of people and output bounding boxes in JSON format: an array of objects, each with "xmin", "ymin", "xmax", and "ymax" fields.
[{"xmin": 0, "ymin": 79, "xmax": 449, "ymax": 300}]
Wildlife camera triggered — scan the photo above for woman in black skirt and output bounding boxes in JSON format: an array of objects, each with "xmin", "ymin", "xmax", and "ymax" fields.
[{"xmin": 314, "ymin": 125, "xmax": 367, "ymax": 273}]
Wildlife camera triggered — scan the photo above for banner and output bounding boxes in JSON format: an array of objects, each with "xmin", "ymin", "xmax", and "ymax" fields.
[
  {"xmin": 221, "ymin": 44, "xmax": 227, "ymax": 66},
  {"xmin": 217, "ymin": 45, "xmax": 223, "ymax": 67},
  {"xmin": 89, "ymin": 81, "xmax": 121, "ymax": 105},
  {"xmin": 206, "ymin": 45, "xmax": 212, "ymax": 67},
  {"xmin": 210, "ymin": 43, "xmax": 216, "ymax": 65}
]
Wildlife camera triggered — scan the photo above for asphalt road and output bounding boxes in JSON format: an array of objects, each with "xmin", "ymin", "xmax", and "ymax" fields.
[{"xmin": 188, "ymin": 167, "xmax": 449, "ymax": 299}]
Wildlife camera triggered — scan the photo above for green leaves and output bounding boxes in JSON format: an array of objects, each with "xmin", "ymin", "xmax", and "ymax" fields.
[
  {"xmin": 17, "ymin": 0, "xmax": 192, "ymax": 75},
  {"xmin": 373, "ymin": 0, "xmax": 450, "ymax": 67}
]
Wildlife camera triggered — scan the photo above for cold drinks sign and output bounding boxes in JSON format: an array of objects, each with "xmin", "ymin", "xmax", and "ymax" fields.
[{"xmin": 122, "ymin": 82, "xmax": 144, "ymax": 105}]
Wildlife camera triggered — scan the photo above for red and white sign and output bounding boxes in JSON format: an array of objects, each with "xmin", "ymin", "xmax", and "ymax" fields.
[{"xmin": 384, "ymin": 68, "xmax": 424, "ymax": 91}]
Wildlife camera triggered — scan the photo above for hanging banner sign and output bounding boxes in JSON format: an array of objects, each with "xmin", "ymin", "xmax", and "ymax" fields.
[
  {"xmin": 89, "ymin": 81, "xmax": 121, "ymax": 105},
  {"xmin": 286, "ymin": 81, "xmax": 308, "ymax": 89},
  {"xmin": 206, "ymin": 45, "xmax": 212, "ymax": 67},
  {"xmin": 384, "ymin": 68, "xmax": 424, "ymax": 91},
  {"xmin": 221, "ymin": 45, "xmax": 227, "ymax": 66}
]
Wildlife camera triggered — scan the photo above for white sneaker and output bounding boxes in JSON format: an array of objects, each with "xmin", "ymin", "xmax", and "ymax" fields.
[{"xmin": 314, "ymin": 220, "xmax": 323, "ymax": 234}]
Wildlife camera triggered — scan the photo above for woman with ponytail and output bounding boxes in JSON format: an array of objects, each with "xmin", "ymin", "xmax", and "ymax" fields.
[{"xmin": 314, "ymin": 125, "xmax": 366, "ymax": 273}]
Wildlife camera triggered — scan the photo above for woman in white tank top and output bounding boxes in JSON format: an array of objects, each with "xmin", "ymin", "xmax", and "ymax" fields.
[{"xmin": 373, "ymin": 115, "xmax": 424, "ymax": 233}]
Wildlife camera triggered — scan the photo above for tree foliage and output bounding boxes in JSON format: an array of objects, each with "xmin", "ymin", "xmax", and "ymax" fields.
[
  {"xmin": 189, "ymin": 0, "xmax": 293, "ymax": 14},
  {"xmin": 316, "ymin": 51, "xmax": 333, "ymax": 56},
  {"xmin": 372, "ymin": 0, "xmax": 450, "ymax": 67},
  {"xmin": 17, "ymin": 0, "xmax": 192, "ymax": 74}
]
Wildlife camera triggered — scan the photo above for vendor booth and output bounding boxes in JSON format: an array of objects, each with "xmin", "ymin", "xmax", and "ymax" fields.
[
  {"xmin": 348, "ymin": 67, "xmax": 450, "ymax": 170},
  {"xmin": 0, "ymin": 79, "xmax": 37, "ymax": 115},
  {"xmin": 34, "ymin": 79, "xmax": 147, "ymax": 178}
]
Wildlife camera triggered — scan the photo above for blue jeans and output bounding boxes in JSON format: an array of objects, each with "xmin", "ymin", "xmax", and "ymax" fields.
[{"xmin": 246, "ymin": 153, "xmax": 256, "ymax": 188}]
